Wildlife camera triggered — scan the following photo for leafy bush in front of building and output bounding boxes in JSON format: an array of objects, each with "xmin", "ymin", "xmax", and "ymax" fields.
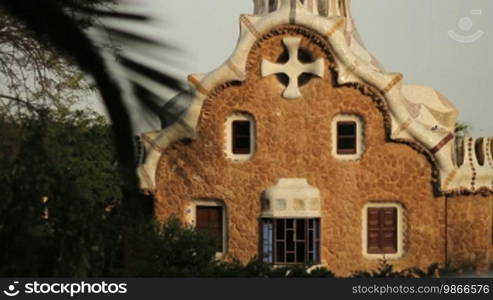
[
  {"xmin": 119, "ymin": 216, "xmax": 217, "ymax": 277},
  {"xmin": 118, "ymin": 217, "xmax": 336, "ymax": 277},
  {"xmin": 437, "ymin": 260, "xmax": 493, "ymax": 277},
  {"xmin": 351, "ymin": 259, "xmax": 493, "ymax": 278},
  {"xmin": 201, "ymin": 258, "xmax": 336, "ymax": 278},
  {"xmin": 122, "ymin": 218, "xmax": 492, "ymax": 278},
  {"xmin": 352, "ymin": 259, "xmax": 441, "ymax": 278}
]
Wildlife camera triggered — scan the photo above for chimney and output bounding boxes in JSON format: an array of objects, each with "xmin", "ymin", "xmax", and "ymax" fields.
[{"xmin": 252, "ymin": 0, "xmax": 352, "ymax": 18}]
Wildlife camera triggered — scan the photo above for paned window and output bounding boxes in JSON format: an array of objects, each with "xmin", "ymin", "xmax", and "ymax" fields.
[{"xmin": 262, "ymin": 218, "xmax": 320, "ymax": 264}]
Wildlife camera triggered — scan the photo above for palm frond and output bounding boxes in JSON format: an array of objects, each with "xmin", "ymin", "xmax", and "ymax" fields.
[{"xmin": 0, "ymin": 0, "xmax": 186, "ymax": 188}]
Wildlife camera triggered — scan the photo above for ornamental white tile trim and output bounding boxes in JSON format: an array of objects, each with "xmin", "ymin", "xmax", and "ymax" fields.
[{"xmin": 261, "ymin": 36, "xmax": 324, "ymax": 99}]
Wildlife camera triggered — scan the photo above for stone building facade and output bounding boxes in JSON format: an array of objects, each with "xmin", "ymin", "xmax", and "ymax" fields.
[{"xmin": 136, "ymin": 0, "xmax": 493, "ymax": 275}]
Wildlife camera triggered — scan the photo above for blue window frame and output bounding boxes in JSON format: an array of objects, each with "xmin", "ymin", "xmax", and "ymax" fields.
[{"xmin": 262, "ymin": 218, "xmax": 320, "ymax": 264}]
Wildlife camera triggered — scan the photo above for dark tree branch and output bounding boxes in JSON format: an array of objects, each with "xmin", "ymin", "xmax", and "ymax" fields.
[
  {"xmin": 0, "ymin": 93, "xmax": 42, "ymax": 114},
  {"xmin": 0, "ymin": 0, "xmax": 138, "ymax": 189}
]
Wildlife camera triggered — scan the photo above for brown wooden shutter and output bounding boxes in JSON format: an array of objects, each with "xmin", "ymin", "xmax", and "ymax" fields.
[
  {"xmin": 381, "ymin": 208, "xmax": 397, "ymax": 253},
  {"xmin": 196, "ymin": 206, "xmax": 223, "ymax": 251},
  {"xmin": 367, "ymin": 208, "xmax": 381, "ymax": 254},
  {"xmin": 367, "ymin": 207, "xmax": 397, "ymax": 254}
]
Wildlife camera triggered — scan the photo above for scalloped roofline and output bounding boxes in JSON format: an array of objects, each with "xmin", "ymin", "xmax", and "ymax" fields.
[{"xmin": 137, "ymin": 0, "xmax": 493, "ymax": 196}]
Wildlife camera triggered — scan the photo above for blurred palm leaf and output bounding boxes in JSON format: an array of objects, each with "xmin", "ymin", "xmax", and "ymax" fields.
[{"xmin": 0, "ymin": 0, "xmax": 185, "ymax": 188}]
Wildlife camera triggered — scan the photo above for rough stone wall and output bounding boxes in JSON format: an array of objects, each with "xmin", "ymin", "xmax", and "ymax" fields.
[
  {"xmin": 154, "ymin": 26, "xmax": 446, "ymax": 276},
  {"xmin": 446, "ymin": 195, "xmax": 493, "ymax": 270}
]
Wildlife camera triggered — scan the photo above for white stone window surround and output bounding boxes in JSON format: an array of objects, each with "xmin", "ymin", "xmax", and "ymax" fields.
[
  {"xmin": 261, "ymin": 178, "xmax": 321, "ymax": 219},
  {"xmin": 188, "ymin": 199, "xmax": 228, "ymax": 258},
  {"xmin": 224, "ymin": 112, "xmax": 256, "ymax": 161},
  {"xmin": 261, "ymin": 178, "xmax": 323, "ymax": 265},
  {"xmin": 361, "ymin": 202, "xmax": 405, "ymax": 260},
  {"xmin": 331, "ymin": 114, "xmax": 365, "ymax": 161}
]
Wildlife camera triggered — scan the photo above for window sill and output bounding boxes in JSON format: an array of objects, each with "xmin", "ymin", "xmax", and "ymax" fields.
[
  {"xmin": 362, "ymin": 253, "xmax": 403, "ymax": 260},
  {"xmin": 269, "ymin": 262, "xmax": 322, "ymax": 267}
]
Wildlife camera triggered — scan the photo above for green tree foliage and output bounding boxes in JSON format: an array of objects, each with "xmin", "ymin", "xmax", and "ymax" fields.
[
  {"xmin": 202, "ymin": 259, "xmax": 335, "ymax": 278},
  {"xmin": 0, "ymin": 109, "xmax": 217, "ymax": 277},
  {"xmin": 123, "ymin": 217, "xmax": 217, "ymax": 277},
  {"xmin": 0, "ymin": 0, "xmax": 113, "ymax": 117},
  {"xmin": 0, "ymin": 110, "xmax": 123, "ymax": 276}
]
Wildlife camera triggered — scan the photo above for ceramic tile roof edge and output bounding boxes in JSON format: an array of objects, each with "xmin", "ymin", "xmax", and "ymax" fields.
[{"xmin": 136, "ymin": 2, "xmax": 493, "ymax": 195}]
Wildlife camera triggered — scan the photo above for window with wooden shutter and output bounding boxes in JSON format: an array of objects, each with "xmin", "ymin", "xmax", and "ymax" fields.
[
  {"xmin": 232, "ymin": 120, "xmax": 251, "ymax": 154},
  {"xmin": 367, "ymin": 207, "xmax": 397, "ymax": 254},
  {"xmin": 196, "ymin": 206, "xmax": 223, "ymax": 252},
  {"xmin": 337, "ymin": 121, "xmax": 357, "ymax": 154}
]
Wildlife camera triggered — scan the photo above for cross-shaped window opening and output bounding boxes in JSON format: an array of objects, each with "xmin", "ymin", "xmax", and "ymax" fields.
[{"xmin": 261, "ymin": 36, "xmax": 324, "ymax": 99}]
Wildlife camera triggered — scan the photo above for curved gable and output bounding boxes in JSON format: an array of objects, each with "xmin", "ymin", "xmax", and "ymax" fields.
[{"xmin": 138, "ymin": 0, "xmax": 492, "ymax": 196}]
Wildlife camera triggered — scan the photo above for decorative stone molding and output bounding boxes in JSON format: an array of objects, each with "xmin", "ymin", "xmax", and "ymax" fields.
[
  {"xmin": 261, "ymin": 178, "xmax": 321, "ymax": 218},
  {"xmin": 445, "ymin": 137, "xmax": 493, "ymax": 193}
]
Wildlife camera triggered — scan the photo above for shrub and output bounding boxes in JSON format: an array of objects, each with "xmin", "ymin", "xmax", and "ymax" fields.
[
  {"xmin": 202, "ymin": 258, "xmax": 335, "ymax": 278},
  {"xmin": 121, "ymin": 216, "xmax": 217, "ymax": 277},
  {"xmin": 352, "ymin": 259, "xmax": 440, "ymax": 278}
]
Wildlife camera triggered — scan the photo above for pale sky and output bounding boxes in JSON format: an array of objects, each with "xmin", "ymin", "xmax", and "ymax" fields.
[{"xmin": 90, "ymin": 0, "xmax": 493, "ymax": 136}]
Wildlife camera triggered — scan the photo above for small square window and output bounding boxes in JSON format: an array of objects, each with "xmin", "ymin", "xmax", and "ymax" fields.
[{"xmin": 337, "ymin": 121, "xmax": 357, "ymax": 154}]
